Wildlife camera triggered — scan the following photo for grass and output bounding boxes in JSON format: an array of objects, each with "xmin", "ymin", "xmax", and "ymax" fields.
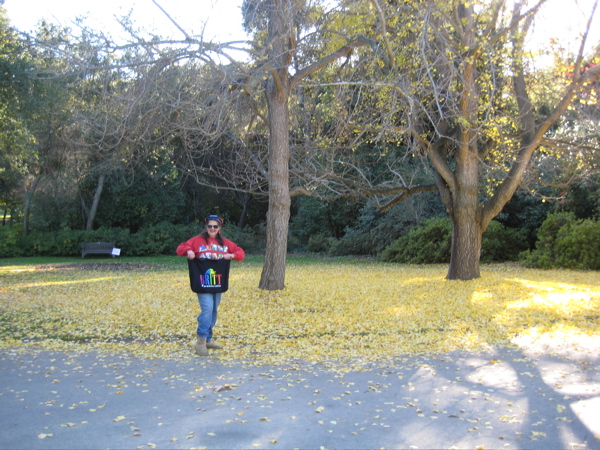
[{"xmin": 1, "ymin": 256, "xmax": 598, "ymax": 368}]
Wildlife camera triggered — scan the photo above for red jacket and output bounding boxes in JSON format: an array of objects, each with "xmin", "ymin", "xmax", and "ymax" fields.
[{"xmin": 176, "ymin": 235, "xmax": 245, "ymax": 261}]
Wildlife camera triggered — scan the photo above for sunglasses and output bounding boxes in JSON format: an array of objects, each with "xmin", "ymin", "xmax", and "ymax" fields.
[{"xmin": 206, "ymin": 225, "xmax": 220, "ymax": 229}]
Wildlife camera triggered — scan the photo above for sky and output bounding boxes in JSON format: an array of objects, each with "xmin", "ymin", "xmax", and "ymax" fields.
[
  {"xmin": 2, "ymin": 0, "xmax": 249, "ymax": 41},
  {"xmin": 2, "ymin": 0, "xmax": 599, "ymax": 54}
]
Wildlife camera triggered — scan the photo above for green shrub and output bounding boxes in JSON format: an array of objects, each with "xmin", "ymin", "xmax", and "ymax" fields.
[
  {"xmin": 521, "ymin": 213, "xmax": 600, "ymax": 270},
  {"xmin": 0, "ymin": 225, "xmax": 25, "ymax": 258},
  {"xmin": 23, "ymin": 227, "xmax": 130, "ymax": 257},
  {"xmin": 380, "ymin": 217, "xmax": 452, "ymax": 263},
  {"xmin": 554, "ymin": 220, "xmax": 600, "ymax": 270},
  {"xmin": 129, "ymin": 222, "xmax": 181, "ymax": 256},
  {"xmin": 519, "ymin": 212, "xmax": 578, "ymax": 269},
  {"xmin": 81, "ymin": 228, "xmax": 132, "ymax": 256},
  {"xmin": 307, "ymin": 234, "xmax": 335, "ymax": 253},
  {"xmin": 25, "ymin": 229, "xmax": 86, "ymax": 256},
  {"xmin": 219, "ymin": 224, "xmax": 265, "ymax": 255},
  {"xmin": 1, "ymin": 222, "xmax": 266, "ymax": 258},
  {"xmin": 481, "ymin": 220, "xmax": 528, "ymax": 263},
  {"xmin": 328, "ymin": 231, "xmax": 382, "ymax": 257},
  {"xmin": 380, "ymin": 217, "xmax": 527, "ymax": 264}
]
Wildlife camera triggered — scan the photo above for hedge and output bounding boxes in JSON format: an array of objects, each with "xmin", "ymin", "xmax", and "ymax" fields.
[{"xmin": 0, "ymin": 222, "xmax": 265, "ymax": 258}]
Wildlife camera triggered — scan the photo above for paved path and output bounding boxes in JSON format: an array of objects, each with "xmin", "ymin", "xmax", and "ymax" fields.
[{"xmin": 1, "ymin": 341, "xmax": 599, "ymax": 449}]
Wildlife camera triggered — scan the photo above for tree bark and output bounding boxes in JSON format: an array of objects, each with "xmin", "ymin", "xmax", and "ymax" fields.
[
  {"xmin": 23, "ymin": 174, "xmax": 42, "ymax": 237},
  {"xmin": 444, "ymin": 31, "xmax": 600, "ymax": 279},
  {"xmin": 446, "ymin": 141, "xmax": 483, "ymax": 280},
  {"xmin": 444, "ymin": 3, "xmax": 483, "ymax": 280},
  {"xmin": 259, "ymin": 0, "xmax": 293, "ymax": 290},
  {"xmin": 238, "ymin": 192, "xmax": 250, "ymax": 229},
  {"xmin": 86, "ymin": 173, "xmax": 105, "ymax": 231},
  {"xmin": 447, "ymin": 189, "xmax": 482, "ymax": 280}
]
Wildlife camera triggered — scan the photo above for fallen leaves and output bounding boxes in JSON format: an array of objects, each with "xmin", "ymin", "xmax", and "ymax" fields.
[
  {"xmin": 212, "ymin": 384, "xmax": 236, "ymax": 393},
  {"xmin": 1, "ymin": 259, "xmax": 598, "ymax": 367}
]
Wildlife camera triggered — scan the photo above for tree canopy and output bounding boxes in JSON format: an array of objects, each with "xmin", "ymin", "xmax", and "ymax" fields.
[{"xmin": 1, "ymin": 0, "xmax": 598, "ymax": 285}]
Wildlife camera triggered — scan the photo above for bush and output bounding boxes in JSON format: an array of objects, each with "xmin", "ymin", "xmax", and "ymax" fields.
[
  {"xmin": 555, "ymin": 220, "xmax": 600, "ymax": 270},
  {"xmin": 307, "ymin": 234, "xmax": 335, "ymax": 253},
  {"xmin": 0, "ymin": 225, "xmax": 25, "ymax": 258},
  {"xmin": 220, "ymin": 223, "xmax": 266, "ymax": 255},
  {"xmin": 25, "ymin": 229, "xmax": 86, "ymax": 256},
  {"xmin": 519, "ymin": 212, "xmax": 576, "ymax": 269},
  {"xmin": 327, "ymin": 231, "xmax": 377, "ymax": 256},
  {"xmin": 129, "ymin": 222, "xmax": 182, "ymax": 256},
  {"xmin": 380, "ymin": 217, "xmax": 452, "ymax": 263},
  {"xmin": 0, "ymin": 222, "xmax": 265, "ymax": 259},
  {"xmin": 481, "ymin": 220, "xmax": 528, "ymax": 263},
  {"xmin": 380, "ymin": 217, "xmax": 527, "ymax": 264},
  {"xmin": 520, "ymin": 213, "xmax": 600, "ymax": 270}
]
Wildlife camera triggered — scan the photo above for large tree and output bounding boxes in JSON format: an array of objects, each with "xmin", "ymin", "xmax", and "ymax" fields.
[
  {"xmin": 316, "ymin": 0, "xmax": 600, "ymax": 280},
  {"xmin": 1, "ymin": 14, "xmax": 75, "ymax": 235},
  {"xmin": 108, "ymin": 0, "xmax": 373, "ymax": 289},
  {"xmin": 255, "ymin": 0, "xmax": 372, "ymax": 289},
  {"xmin": 0, "ymin": 8, "xmax": 35, "ymax": 222}
]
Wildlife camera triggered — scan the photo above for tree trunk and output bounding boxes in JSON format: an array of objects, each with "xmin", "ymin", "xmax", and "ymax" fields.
[
  {"xmin": 23, "ymin": 174, "xmax": 42, "ymax": 237},
  {"xmin": 446, "ymin": 160, "xmax": 483, "ymax": 280},
  {"xmin": 259, "ymin": 75, "xmax": 291, "ymax": 290},
  {"xmin": 445, "ymin": 9, "xmax": 483, "ymax": 281},
  {"xmin": 238, "ymin": 192, "xmax": 249, "ymax": 228},
  {"xmin": 259, "ymin": 0, "xmax": 293, "ymax": 290},
  {"xmin": 446, "ymin": 143, "xmax": 485, "ymax": 279},
  {"xmin": 447, "ymin": 208, "xmax": 482, "ymax": 280},
  {"xmin": 86, "ymin": 173, "xmax": 105, "ymax": 231}
]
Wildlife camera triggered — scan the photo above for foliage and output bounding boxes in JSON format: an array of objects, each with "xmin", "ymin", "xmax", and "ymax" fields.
[
  {"xmin": 379, "ymin": 217, "xmax": 453, "ymax": 264},
  {"xmin": 0, "ymin": 258, "xmax": 598, "ymax": 367},
  {"xmin": 555, "ymin": 178, "xmax": 600, "ymax": 220},
  {"xmin": 520, "ymin": 212, "xmax": 600, "ymax": 270},
  {"xmin": 495, "ymin": 191, "xmax": 553, "ymax": 248},
  {"xmin": 480, "ymin": 220, "xmax": 528, "ymax": 263},
  {"xmin": 380, "ymin": 218, "xmax": 527, "ymax": 264},
  {"xmin": 24, "ymin": 229, "xmax": 86, "ymax": 257},
  {"xmin": 26, "ymin": 175, "xmax": 82, "ymax": 231},
  {"xmin": 327, "ymin": 195, "xmax": 446, "ymax": 257},
  {"xmin": 0, "ymin": 222, "xmax": 265, "ymax": 258},
  {"xmin": 85, "ymin": 158, "xmax": 187, "ymax": 233},
  {"xmin": 210, "ymin": 223, "xmax": 266, "ymax": 255},
  {"xmin": 328, "ymin": 228, "xmax": 384, "ymax": 257},
  {"xmin": 128, "ymin": 222, "xmax": 186, "ymax": 256},
  {"xmin": 0, "ymin": 224, "xmax": 24, "ymax": 257},
  {"xmin": 520, "ymin": 212, "xmax": 577, "ymax": 269},
  {"xmin": 315, "ymin": 0, "xmax": 600, "ymax": 280},
  {"xmin": 3, "ymin": 0, "xmax": 599, "ymax": 285},
  {"xmin": 307, "ymin": 234, "xmax": 335, "ymax": 253},
  {"xmin": 289, "ymin": 196, "xmax": 364, "ymax": 251},
  {"xmin": 23, "ymin": 228, "xmax": 131, "ymax": 257},
  {"xmin": 0, "ymin": 9, "xmax": 36, "ymax": 208},
  {"xmin": 554, "ymin": 220, "xmax": 600, "ymax": 270}
]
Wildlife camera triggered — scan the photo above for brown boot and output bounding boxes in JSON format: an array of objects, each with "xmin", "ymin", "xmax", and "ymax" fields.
[
  {"xmin": 194, "ymin": 336, "xmax": 209, "ymax": 356},
  {"xmin": 206, "ymin": 341, "xmax": 222, "ymax": 350}
]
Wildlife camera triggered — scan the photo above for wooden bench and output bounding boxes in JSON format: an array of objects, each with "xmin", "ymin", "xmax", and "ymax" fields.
[{"xmin": 81, "ymin": 242, "xmax": 116, "ymax": 258}]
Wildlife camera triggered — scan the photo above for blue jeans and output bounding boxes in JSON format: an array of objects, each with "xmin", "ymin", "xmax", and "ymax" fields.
[{"xmin": 196, "ymin": 292, "xmax": 222, "ymax": 342}]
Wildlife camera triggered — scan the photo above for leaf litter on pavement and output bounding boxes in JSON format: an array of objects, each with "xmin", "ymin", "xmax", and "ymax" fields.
[
  {"xmin": 1, "ymin": 256, "xmax": 599, "ymax": 449},
  {"xmin": 1, "ymin": 258, "xmax": 598, "ymax": 368}
]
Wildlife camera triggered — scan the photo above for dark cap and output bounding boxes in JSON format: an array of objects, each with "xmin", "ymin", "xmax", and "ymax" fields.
[{"xmin": 204, "ymin": 214, "xmax": 224, "ymax": 225}]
